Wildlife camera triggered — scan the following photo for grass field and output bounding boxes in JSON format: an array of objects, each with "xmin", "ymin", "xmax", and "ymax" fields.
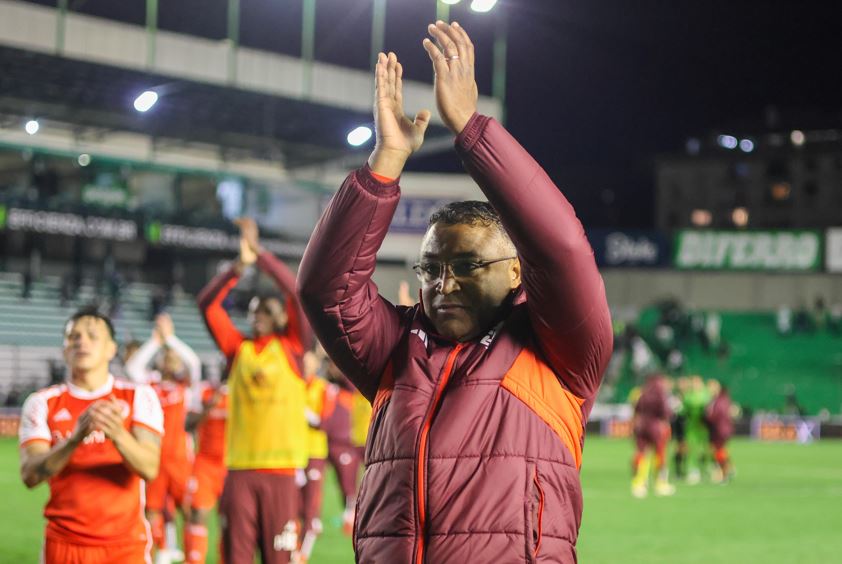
[{"xmin": 2, "ymin": 437, "xmax": 840, "ymax": 563}]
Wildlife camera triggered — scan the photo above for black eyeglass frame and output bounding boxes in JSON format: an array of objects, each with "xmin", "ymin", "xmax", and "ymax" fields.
[{"xmin": 412, "ymin": 256, "xmax": 518, "ymax": 283}]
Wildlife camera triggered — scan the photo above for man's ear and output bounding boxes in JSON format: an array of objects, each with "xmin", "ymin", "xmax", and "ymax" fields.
[
  {"xmin": 106, "ymin": 338, "xmax": 118, "ymax": 362},
  {"xmin": 509, "ymin": 258, "xmax": 521, "ymax": 289}
]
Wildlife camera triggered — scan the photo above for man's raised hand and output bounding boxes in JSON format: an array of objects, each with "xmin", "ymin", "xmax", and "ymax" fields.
[
  {"xmin": 234, "ymin": 217, "xmax": 259, "ymax": 268},
  {"xmin": 368, "ymin": 52, "xmax": 432, "ymax": 179},
  {"xmin": 155, "ymin": 313, "xmax": 174, "ymax": 341},
  {"xmin": 234, "ymin": 217, "xmax": 260, "ymax": 253},
  {"xmin": 423, "ymin": 21, "xmax": 478, "ymax": 135}
]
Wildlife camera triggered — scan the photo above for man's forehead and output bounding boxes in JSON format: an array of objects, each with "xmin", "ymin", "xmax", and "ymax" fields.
[
  {"xmin": 420, "ymin": 223, "xmax": 501, "ymax": 258},
  {"xmin": 163, "ymin": 348, "xmax": 181, "ymax": 359},
  {"xmin": 65, "ymin": 316, "xmax": 109, "ymax": 335},
  {"xmin": 250, "ymin": 296, "xmax": 282, "ymax": 311}
]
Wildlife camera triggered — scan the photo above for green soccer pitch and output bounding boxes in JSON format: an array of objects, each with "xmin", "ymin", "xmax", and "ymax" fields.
[{"xmin": 2, "ymin": 436, "xmax": 840, "ymax": 563}]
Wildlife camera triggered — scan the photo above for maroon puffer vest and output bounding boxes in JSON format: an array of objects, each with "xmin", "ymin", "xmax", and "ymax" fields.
[{"xmin": 354, "ymin": 306, "xmax": 587, "ymax": 564}]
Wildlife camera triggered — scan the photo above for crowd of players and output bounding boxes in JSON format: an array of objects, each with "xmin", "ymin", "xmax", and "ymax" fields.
[
  {"xmin": 629, "ymin": 374, "xmax": 737, "ymax": 498},
  {"xmin": 19, "ymin": 219, "xmax": 372, "ymax": 564}
]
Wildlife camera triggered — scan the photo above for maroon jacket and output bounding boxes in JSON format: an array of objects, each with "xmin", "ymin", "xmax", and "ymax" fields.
[
  {"xmin": 633, "ymin": 377, "xmax": 671, "ymax": 446},
  {"xmin": 706, "ymin": 391, "xmax": 734, "ymax": 443},
  {"xmin": 634, "ymin": 377, "xmax": 671, "ymax": 422},
  {"xmin": 297, "ymin": 114, "xmax": 613, "ymax": 564}
]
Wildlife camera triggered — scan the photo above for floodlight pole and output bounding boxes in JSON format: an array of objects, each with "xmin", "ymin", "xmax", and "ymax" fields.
[
  {"xmin": 302, "ymin": 0, "xmax": 316, "ymax": 98},
  {"xmin": 370, "ymin": 0, "xmax": 387, "ymax": 68},
  {"xmin": 146, "ymin": 0, "xmax": 158, "ymax": 69},
  {"xmin": 227, "ymin": 0, "xmax": 240, "ymax": 83},
  {"xmin": 55, "ymin": 0, "xmax": 68, "ymax": 54}
]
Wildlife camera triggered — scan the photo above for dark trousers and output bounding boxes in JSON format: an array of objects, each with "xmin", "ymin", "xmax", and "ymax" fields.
[
  {"xmin": 300, "ymin": 458, "xmax": 326, "ymax": 531},
  {"xmin": 328, "ymin": 443, "xmax": 361, "ymax": 503},
  {"xmin": 219, "ymin": 470, "xmax": 299, "ymax": 564}
]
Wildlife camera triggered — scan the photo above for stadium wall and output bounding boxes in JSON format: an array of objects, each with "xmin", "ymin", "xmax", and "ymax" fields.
[{"xmin": 602, "ymin": 269, "xmax": 842, "ymax": 311}]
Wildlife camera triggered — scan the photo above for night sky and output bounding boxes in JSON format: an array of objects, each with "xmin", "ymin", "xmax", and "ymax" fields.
[
  {"xmin": 498, "ymin": 0, "xmax": 842, "ymax": 228},
  {"xmin": 20, "ymin": 0, "xmax": 842, "ymax": 228}
]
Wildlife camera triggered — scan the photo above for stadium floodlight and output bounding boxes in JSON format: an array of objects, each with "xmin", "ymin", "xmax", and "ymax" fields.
[
  {"xmin": 716, "ymin": 134, "xmax": 738, "ymax": 150},
  {"xmin": 470, "ymin": 0, "xmax": 498, "ymax": 12},
  {"xmin": 133, "ymin": 90, "xmax": 159, "ymax": 112},
  {"xmin": 739, "ymin": 139, "xmax": 754, "ymax": 153},
  {"xmin": 347, "ymin": 125, "xmax": 373, "ymax": 147},
  {"xmin": 685, "ymin": 138, "xmax": 701, "ymax": 155},
  {"xmin": 25, "ymin": 120, "xmax": 39, "ymax": 135},
  {"xmin": 691, "ymin": 209, "xmax": 712, "ymax": 227},
  {"xmin": 732, "ymin": 207, "xmax": 749, "ymax": 227}
]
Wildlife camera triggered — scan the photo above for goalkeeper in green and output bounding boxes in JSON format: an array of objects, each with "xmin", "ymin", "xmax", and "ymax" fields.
[{"xmin": 682, "ymin": 376, "xmax": 711, "ymax": 484}]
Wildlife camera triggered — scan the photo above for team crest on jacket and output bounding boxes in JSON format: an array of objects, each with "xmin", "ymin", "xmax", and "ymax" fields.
[
  {"xmin": 410, "ymin": 328, "xmax": 429, "ymax": 348},
  {"xmin": 480, "ymin": 322, "xmax": 504, "ymax": 348}
]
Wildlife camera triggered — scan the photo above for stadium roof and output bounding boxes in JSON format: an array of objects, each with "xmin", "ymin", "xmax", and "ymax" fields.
[
  {"xmin": 0, "ymin": 0, "xmax": 502, "ymax": 170},
  {"xmin": 0, "ymin": 44, "xmax": 413, "ymax": 169}
]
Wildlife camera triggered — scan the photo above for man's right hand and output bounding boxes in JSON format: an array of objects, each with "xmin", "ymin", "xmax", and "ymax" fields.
[
  {"xmin": 234, "ymin": 218, "xmax": 259, "ymax": 268},
  {"xmin": 368, "ymin": 52, "xmax": 431, "ymax": 179},
  {"xmin": 235, "ymin": 218, "xmax": 261, "ymax": 253},
  {"xmin": 155, "ymin": 313, "xmax": 174, "ymax": 341},
  {"xmin": 70, "ymin": 404, "xmax": 98, "ymax": 445}
]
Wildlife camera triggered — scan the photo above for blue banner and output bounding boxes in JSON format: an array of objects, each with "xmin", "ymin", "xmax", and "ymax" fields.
[
  {"xmin": 588, "ymin": 229, "xmax": 670, "ymax": 268},
  {"xmin": 389, "ymin": 197, "xmax": 453, "ymax": 234}
]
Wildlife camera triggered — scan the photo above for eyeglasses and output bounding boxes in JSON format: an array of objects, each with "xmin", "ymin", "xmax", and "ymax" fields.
[{"xmin": 412, "ymin": 256, "xmax": 517, "ymax": 284}]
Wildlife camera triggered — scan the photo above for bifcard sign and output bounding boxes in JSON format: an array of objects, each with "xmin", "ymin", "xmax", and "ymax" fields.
[
  {"xmin": 674, "ymin": 230, "xmax": 821, "ymax": 271},
  {"xmin": 146, "ymin": 223, "xmax": 239, "ymax": 251},
  {"xmin": 145, "ymin": 222, "xmax": 305, "ymax": 256},
  {"xmin": 0, "ymin": 205, "xmax": 138, "ymax": 241},
  {"xmin": 826, "ymin": 228, "xmax": 842, "ymax": 273},
  {"xmin": 0, "ymin": 205, "xmax": 305, "ymax": 254},
  {"xmin": 589, "ymin": 229, "xmax": 670, "ymax": 267}
]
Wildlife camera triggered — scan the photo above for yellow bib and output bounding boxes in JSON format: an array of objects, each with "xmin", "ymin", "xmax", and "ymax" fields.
[
  {"xmin": 351, "ymin": 391, "xmax": 373, "ymax": 448},
  {"xmin": 305, "ymin": 376, "xmax": 329, "ymax": 459},
  {"xmin": 225, "ymin": 339, "xmax": 308, "ymax": 469}
]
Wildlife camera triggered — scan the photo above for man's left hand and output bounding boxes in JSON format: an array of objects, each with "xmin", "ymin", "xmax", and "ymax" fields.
[
  {"xmin": 91, "ymin": 398, "xmax": 128, "ymax": 442},
  {"xmin": 423, "ymin": 21, "xmax": 478, "ymax": 135}
]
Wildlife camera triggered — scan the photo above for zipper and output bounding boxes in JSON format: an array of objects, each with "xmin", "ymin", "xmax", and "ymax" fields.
[
  {"xmin": 532, "ymin": 468, "xmax": 545, "ymax": 558},
  {"xmin": 414, "ymin": 344, "xmax": 464, "ymax": 564}
]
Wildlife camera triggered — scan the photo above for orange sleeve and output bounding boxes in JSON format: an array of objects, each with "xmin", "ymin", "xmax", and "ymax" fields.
[
  {"xmin": 370, "ymin": 171, "xmax": 396, "ymax": 184},
  {"xmin": 197, "ymin": 271, "xmax": 245, "ymax": 360}
]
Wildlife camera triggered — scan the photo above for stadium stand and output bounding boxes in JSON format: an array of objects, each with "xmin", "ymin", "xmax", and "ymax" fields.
[
  {"xmin": 612, "ymin": 304, "xmax": 842, "ymax": 416},
  {"xmin": 0, "ymin": 270, "xmax": 235, "ymax": 400}
]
